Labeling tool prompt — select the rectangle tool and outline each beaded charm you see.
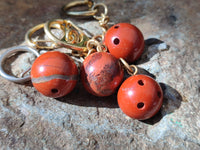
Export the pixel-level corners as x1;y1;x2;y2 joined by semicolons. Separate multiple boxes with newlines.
31;51;78;98
0;0;165;121
117;75;163;120
81;52;124;97
104;23;145;63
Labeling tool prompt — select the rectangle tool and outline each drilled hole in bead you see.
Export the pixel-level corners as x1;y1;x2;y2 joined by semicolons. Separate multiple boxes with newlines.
157;91;161;98
138;80;144;86
113;38;120;45
114;25;119;29
51;88;58;93
137;102;144;109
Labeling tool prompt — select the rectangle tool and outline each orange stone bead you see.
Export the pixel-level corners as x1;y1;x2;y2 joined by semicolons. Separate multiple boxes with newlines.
31;51;78;98
117;75;163;120
104;23;144;63
81;52;124;97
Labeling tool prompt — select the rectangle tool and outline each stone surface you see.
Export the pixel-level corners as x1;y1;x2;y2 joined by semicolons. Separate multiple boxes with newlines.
0;0;200;149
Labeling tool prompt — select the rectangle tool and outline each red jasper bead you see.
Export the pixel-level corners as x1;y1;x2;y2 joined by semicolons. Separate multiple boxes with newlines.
31;51;78;98
104;23;144;63
81;52;124;97
117;75;163;120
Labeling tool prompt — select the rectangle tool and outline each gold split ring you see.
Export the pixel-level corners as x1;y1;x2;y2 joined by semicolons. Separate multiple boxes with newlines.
63;0;97;16
25;23;58;50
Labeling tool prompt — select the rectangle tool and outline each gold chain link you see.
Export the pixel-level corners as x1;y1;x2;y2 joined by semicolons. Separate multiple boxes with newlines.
119;58;138;76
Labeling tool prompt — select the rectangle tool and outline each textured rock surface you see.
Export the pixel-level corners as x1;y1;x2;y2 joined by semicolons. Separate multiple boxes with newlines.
0;0;200;149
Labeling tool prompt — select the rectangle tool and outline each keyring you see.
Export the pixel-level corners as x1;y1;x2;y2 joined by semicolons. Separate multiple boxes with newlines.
62;0;97;16
25;23;59;50
0;46;40;83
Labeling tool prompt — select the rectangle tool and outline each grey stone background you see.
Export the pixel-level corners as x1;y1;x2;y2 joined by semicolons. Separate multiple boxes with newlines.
0;0;199;149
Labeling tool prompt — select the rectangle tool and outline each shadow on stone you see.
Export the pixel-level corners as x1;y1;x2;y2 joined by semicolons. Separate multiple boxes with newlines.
57;67;158;108
142;83;182;125
123;66;156;81
136;38;170;65
56;80;119;108
136;67;156;78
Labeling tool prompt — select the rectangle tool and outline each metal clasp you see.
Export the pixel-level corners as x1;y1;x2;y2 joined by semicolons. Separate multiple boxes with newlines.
44;19;89;51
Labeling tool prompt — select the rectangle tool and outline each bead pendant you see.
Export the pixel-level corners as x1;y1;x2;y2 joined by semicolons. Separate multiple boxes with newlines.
104;23;144;63
117;75;163;120
81;52;124;97
31;51;78;98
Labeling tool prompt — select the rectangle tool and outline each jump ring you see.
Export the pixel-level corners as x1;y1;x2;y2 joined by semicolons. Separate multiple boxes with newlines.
92;3;108;20
0;46;40;83
119;58;138;76
128;65;138;76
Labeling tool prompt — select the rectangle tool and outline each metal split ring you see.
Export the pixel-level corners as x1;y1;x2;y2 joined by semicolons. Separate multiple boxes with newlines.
63;1;108;20
25;23;58;50
63;0;97;16
0;46;40;83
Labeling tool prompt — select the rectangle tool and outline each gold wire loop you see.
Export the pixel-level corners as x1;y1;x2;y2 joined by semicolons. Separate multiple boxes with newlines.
92;3;109;35
63;0;97;16
25;23;58;50
119;58;138;76
44;19;89;51
86;39;101;52
86;37;107;54
92;3;108;20
93;35;103;42
92;35;107;51
98;13;109;31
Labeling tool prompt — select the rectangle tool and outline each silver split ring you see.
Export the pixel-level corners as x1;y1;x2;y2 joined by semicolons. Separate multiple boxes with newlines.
0;46;40;83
